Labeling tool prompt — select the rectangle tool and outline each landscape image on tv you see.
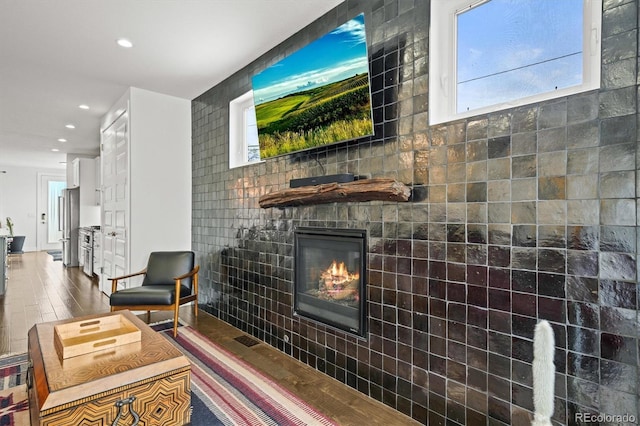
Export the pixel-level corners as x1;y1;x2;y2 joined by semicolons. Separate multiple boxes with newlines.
252;13;373;159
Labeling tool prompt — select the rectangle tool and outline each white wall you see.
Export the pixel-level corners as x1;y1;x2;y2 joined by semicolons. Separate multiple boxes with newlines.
129;87;192;272
100;87;192;275
0;164;65;252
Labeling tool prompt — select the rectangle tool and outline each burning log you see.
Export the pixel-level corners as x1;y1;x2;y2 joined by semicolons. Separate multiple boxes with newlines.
259;178;411;208
317;260;359;301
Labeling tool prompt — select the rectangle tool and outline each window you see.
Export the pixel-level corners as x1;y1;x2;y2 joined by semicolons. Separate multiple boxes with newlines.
229;91;261;168
429;0;601;125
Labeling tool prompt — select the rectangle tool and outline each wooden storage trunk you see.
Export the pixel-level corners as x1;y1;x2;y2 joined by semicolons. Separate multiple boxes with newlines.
28;310;191;425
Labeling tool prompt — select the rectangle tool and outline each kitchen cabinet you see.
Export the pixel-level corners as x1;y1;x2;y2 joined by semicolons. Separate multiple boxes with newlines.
71;157;95;194
71;158;80;187
99;87;191;295
69;157;100;227
94;156;101;205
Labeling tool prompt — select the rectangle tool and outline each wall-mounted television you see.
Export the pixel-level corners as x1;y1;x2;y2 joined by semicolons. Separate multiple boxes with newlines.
251;13;373;160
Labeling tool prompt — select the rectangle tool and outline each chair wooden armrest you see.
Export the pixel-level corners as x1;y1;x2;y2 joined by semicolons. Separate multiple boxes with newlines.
110;269;147;293
109;269;148;281
173;265;199;281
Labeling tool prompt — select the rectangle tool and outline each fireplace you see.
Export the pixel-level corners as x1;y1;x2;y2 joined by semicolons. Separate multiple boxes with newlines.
294;227;367;338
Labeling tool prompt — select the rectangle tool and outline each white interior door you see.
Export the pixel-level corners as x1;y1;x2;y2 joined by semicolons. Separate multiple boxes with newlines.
36;173;66;251
101;111;129;295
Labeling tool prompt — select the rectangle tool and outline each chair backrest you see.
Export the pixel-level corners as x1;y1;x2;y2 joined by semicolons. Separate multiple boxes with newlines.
142;251;195;290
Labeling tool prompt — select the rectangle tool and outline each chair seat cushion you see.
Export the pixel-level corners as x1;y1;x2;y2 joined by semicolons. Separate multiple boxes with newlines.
110;285;191;306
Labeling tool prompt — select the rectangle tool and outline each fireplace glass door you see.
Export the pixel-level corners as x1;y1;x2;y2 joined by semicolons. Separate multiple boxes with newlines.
294;227;366;337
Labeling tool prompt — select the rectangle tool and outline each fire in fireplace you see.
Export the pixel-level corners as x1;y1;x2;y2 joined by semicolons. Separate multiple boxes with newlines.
294;227;366;337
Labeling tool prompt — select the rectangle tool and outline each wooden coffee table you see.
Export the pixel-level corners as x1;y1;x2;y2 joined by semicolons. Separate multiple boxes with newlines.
27;310;191;425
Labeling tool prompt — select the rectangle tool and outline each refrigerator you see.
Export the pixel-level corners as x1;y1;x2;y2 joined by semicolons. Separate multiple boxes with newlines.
60;187;80;267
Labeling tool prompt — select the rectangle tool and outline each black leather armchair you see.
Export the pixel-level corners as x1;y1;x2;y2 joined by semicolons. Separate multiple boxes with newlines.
109;251;199;337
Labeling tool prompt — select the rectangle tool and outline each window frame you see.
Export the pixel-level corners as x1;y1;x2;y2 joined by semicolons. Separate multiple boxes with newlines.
229;90;262;169
429;0;602;125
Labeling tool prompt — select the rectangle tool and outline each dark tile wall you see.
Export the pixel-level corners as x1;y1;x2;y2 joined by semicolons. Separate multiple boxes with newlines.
191;0;639;424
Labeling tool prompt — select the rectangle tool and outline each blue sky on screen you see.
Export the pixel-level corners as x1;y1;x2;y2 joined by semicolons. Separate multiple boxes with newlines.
252;14;368;105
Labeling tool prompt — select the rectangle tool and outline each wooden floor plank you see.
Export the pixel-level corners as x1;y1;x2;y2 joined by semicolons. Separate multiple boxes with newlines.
0;251;417;425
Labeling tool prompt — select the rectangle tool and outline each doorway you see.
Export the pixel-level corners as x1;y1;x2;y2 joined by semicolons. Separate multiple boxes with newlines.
100;110;129;295
37;173;66;252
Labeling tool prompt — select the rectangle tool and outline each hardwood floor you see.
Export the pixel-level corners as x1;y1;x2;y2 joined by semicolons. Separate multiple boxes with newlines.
0;252;111;354
1;251;418;425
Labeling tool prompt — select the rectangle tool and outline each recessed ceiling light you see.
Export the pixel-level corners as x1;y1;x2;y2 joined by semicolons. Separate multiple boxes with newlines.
58;138;67;142
116;38;133;48
51;148;60;152
65;124;75;129
78;104;90;110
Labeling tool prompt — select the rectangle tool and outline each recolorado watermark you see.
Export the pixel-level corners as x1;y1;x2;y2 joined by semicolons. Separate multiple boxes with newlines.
575;412;637;424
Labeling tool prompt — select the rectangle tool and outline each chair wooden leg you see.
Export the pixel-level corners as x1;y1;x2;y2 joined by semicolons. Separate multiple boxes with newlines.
147;311;151;322
194;299;198;317
173;303;180;337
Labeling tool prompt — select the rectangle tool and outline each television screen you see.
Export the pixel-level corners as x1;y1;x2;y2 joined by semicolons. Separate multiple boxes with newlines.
251;13;373;159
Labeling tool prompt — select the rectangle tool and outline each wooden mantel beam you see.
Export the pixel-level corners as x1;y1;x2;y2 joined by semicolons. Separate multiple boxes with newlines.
258;178;411;208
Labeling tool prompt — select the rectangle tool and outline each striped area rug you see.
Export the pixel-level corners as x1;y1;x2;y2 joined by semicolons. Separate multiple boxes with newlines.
0;353;30;426
0;329;336;426
161;326;337;426
0;353;28;390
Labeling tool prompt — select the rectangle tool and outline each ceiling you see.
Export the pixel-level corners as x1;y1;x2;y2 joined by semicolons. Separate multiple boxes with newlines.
0;0;343;170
